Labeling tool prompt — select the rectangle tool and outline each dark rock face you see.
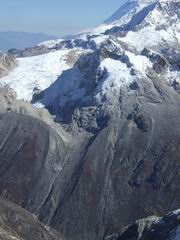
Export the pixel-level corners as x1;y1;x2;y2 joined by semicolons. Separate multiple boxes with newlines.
105;210;180;240
0;199;63;240
49;83;180;240
0;47;180;240
0;111;70;218
15;45;50;58
31;53;180;239
6;37;178;240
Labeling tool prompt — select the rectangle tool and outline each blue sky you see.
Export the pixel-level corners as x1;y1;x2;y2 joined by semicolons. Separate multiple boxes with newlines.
0;0;126;36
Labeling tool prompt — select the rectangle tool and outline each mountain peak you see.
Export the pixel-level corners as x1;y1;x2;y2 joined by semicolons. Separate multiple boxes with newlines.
131;0;157;3
104;0;157;25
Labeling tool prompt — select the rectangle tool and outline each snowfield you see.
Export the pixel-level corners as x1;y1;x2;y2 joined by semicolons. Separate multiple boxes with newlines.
0;50;71;101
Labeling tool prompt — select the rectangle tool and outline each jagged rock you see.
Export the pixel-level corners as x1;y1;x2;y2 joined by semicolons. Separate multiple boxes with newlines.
105;210;180;240
100;40;125;60
0;85;17;101
0;53;17;77
32;87;45;102
141;48;171;74
152;55;170;74
8;48;22;56
16;45;50;58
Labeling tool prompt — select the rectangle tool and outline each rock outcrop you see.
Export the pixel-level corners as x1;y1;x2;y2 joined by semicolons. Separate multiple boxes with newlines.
106;209;180;240
0;199;63;240
0;53;17;77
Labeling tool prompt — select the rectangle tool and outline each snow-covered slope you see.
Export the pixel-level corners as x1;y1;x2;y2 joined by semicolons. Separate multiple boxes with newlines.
39;0;179;51
79;0;158;35
104;0;157;25
0;50;69;101
69;0;158;36
39;50;151;108
0;49;79;101
107;0;180;51
23;37;153;111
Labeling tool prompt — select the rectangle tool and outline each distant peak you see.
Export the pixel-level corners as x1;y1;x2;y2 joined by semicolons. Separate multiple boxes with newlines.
128;0;158;6
104;0;157;25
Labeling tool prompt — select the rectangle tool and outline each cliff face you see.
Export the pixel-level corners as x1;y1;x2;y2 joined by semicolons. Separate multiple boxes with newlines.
48;72;180;240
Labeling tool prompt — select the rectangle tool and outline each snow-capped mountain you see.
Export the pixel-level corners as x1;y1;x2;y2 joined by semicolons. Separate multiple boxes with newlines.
104;0;157;25
106;0;180;51
66;0;158;36
0;0;179;108
0;1;179;240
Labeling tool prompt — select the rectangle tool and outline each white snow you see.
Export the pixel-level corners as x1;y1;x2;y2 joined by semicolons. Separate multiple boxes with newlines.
98;58;134;91
119;1;180;51
74;24;116;36
91;24;116;35
77;34;88;41
171;209;180;215
38;57;136;108
38;39;64;48
0;49;72;101
40;64;85;107
104;0;157;27
126;51;153;75
90;35;109;47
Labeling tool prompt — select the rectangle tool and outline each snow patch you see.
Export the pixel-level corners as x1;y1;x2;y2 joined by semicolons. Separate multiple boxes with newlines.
99;58;134;91
126;51;152;75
